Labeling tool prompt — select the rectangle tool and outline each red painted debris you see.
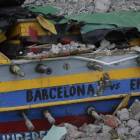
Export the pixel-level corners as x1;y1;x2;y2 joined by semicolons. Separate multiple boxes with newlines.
29;26;38;42
60;38;77;44
104;117;118;128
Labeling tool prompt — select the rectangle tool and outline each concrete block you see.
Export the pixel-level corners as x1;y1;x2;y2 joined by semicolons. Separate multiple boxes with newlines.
64;123;78;131
83;124;102;136
129;99;140;116
57;43;63;48
87;44;95;49
24;0;35;4
118;123;126;129
107;43;116;50
119;108;129;121
117;128;129;138
131;126;140;137
117;110;121;118
134;112;140;121
94;0;111;13
102;125;112;133
99;132;111;140
51;44;60;54
129;138;137;140
126;120;139;129
67;129;82;139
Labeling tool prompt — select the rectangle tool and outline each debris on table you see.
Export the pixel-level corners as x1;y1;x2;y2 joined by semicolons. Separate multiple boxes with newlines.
20;42;94;60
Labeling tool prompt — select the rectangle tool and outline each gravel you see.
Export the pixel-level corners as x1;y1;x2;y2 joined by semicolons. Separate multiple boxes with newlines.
22;0;140;15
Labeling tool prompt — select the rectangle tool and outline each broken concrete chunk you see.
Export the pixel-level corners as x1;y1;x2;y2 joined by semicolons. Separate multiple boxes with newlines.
99;132;111;140
130;46;140;52
118;123;126;129
99;39;110;50
134;112;140;121
115;117;121;125
94;0;111;13
119;108;129;121
24;0;35;4
80;133;89;138
67;129;82;139
94;120;101;125
129;112;134;120
117;127;129;138
102;125;112;133
80;138;93;140
79;44;86;48
107;43;116;50
129;99;140;116
117;110;121;118
83;124;102;136
64;123;78;131
126;120;139;129
57;43;63;48
87;44;95;49
44;99;140;140
70;41;76;46
129;138;137;140
109;129;118;137
131;126;140;137
51;44;60;54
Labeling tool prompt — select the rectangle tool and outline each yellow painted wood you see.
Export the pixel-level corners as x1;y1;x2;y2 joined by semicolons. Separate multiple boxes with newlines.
0;52;10;64
0;67;140;93
6;24;21;39
0;92;139;112
5;40;21;44
113;93;131;115
130;38;140;46
0;31;6;43
7;21;80;38
37;16;57;34
20;21;49;36
0;35;6;43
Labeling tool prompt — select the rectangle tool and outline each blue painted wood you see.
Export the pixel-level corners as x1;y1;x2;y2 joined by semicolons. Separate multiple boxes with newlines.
0;78;140;107
0;130;48;140
0;96;139;123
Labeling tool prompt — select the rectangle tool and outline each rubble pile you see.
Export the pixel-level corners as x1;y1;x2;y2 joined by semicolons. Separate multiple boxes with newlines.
25;39;138;59
39;99;140;140
22;0;140;15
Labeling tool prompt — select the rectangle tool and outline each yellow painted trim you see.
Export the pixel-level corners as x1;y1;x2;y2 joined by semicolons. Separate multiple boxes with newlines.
5;40;21;44
8;21;80;37
0;92;140;112
0;67;140;93
7;24;21;39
